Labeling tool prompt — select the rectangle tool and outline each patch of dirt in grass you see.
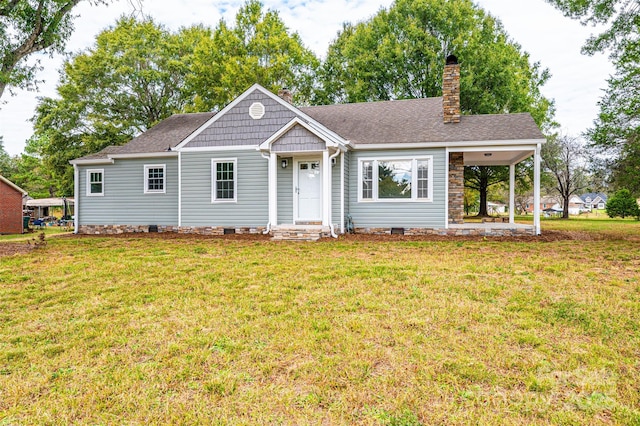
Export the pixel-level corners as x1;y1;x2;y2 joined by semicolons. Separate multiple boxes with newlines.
0;242;34;257
331;230;599;243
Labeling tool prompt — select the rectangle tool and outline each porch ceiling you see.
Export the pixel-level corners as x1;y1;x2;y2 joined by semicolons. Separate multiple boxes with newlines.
463;149;533;166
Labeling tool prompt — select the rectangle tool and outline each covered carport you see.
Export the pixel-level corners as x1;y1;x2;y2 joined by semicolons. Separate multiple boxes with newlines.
25;197;75;220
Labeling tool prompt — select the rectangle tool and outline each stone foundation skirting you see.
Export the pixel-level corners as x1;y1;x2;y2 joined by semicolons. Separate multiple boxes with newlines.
354;226;536;237
78;224;535;237
78;225;266;235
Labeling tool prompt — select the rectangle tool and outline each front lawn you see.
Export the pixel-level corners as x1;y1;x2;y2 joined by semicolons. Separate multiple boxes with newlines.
1;222;639;424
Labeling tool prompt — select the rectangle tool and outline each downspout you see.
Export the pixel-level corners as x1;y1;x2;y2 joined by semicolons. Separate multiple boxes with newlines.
178;151;182;227
340;150;345;234
328;148;341;238
260;151;272;234
73;164;79;234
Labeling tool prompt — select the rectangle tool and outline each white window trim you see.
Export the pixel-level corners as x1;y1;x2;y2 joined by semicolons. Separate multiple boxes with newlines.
144;164;166;194
211;158;238;203
357;156;433;203
86;168;104;197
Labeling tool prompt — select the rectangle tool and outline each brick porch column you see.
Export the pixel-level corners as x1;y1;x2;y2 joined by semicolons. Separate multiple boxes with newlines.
448;152;464;224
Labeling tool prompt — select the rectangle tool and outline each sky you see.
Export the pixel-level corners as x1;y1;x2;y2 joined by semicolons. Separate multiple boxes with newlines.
0;0;614;156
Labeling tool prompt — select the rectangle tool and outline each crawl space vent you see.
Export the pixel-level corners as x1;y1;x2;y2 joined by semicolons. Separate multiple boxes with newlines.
249;102;265;119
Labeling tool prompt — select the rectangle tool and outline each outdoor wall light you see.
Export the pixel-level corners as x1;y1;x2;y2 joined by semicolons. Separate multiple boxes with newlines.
281;159;288;168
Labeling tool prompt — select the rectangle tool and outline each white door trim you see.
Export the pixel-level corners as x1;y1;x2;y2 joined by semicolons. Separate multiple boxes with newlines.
293;157;323;222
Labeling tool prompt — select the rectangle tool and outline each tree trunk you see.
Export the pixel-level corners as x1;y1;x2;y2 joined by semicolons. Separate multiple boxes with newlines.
562;195;570;219
477;167;489;216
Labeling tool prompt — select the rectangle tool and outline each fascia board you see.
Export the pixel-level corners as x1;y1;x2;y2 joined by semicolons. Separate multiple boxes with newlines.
355;139;545;150
69;158;115;165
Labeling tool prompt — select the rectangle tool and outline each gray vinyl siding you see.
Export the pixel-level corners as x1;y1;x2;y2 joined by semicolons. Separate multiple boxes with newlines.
348;148;447;228
185;90;297;148
181;150;268;226
272;125;326;152
78;158;178;225
277;157;293;224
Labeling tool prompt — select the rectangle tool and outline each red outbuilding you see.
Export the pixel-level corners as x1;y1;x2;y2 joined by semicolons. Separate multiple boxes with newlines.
0;175;27;234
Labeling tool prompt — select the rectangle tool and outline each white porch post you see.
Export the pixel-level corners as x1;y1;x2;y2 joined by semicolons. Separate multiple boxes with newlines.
269;152;278;226
322;150;330;226
509;163;515;224
533;144;541;235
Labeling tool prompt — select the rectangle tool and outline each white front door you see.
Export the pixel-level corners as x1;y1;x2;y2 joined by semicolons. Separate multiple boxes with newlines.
295;160;322;221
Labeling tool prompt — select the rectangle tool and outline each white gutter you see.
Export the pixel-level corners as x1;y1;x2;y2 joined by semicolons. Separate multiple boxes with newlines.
359;139;545;150
69;158;114;166
108;151;178;159
73;164;79;234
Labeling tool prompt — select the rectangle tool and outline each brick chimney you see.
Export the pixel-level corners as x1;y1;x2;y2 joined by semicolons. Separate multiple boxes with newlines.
278;88;292;104
442;55;460;124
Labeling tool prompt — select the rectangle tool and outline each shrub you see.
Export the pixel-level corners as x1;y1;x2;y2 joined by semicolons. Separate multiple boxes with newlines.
606;189;640;219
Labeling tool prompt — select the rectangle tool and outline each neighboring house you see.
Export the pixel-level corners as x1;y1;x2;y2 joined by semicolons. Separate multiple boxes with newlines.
0;175;27;234
525;194;585;215
581;192;608;210
524;196;560;214
71;56;546;238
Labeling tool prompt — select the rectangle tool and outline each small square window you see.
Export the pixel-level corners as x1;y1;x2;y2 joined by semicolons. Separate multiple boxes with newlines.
144;165;166;194
86;169;104;196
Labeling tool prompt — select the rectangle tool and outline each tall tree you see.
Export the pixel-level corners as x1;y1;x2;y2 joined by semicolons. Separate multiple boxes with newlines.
545;0;639;59
541;134;589;219
547;0;640;193
187;0;319;111
317;0;555;215
0;0;108;100
0;137;14;176
31;17;207;195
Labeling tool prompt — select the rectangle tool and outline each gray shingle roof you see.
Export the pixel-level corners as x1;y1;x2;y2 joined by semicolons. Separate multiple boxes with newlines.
75;112;215;160
74;95;544;161
299;97;544;145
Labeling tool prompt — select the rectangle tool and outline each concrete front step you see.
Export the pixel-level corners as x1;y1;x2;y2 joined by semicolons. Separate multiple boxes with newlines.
271;225;329;241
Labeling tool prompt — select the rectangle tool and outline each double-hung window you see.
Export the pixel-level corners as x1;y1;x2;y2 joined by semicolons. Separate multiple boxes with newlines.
212;159;237;202
144;165;166;194
86;169;104;196
359;157;433;202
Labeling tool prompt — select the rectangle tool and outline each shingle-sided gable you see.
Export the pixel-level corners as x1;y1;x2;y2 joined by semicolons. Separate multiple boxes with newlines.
271;124;326;152
184;89;298;149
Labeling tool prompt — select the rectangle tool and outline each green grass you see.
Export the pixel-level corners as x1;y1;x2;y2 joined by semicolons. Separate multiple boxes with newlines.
1;221;639;424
